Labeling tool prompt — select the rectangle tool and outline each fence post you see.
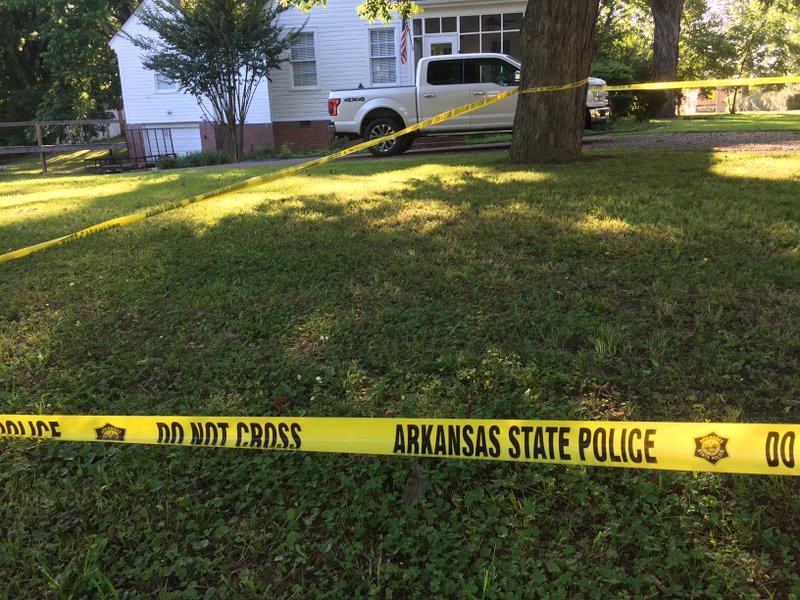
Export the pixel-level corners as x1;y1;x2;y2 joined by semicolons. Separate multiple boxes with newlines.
34;121;47;174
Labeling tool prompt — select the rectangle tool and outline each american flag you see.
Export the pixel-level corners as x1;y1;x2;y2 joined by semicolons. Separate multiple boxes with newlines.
400;17;409;64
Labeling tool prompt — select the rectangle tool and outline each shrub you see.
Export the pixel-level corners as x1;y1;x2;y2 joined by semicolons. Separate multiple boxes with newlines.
156;151;229;170
591;59;637;118
155;155;179;169
629;90;672;121
184;150;229;167
787;93;800;111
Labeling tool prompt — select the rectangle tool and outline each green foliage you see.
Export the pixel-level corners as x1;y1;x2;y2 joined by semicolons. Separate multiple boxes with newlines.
594;0;663;118
0;0;49;142
0;0;135;129
279;0;420;22
678;0;732;81
595;0;800;117
2;138;800;596
787;93;800;110
717;0;800;113
129;0;301;162
594;0;653;81
244;144;315;161
156;151;230;170
591;58;637;116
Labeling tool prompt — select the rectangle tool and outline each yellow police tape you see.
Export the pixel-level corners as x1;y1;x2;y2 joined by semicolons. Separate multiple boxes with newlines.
2;73;799;265
0;82;536;265
1;414;798;476
598;74;800;92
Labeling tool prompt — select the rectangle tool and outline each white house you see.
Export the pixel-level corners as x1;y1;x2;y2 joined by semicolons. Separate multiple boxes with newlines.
108;4;273;156
109;0;526;154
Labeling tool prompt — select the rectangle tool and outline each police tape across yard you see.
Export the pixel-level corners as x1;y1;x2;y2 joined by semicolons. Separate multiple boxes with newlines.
2;74;800;265
0;81;558;265
1;414;799;476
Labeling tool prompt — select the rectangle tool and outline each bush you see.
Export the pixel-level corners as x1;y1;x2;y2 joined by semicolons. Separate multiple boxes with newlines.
155;155;179;169
591;59;637;118
787;93;800;111
628;90;671;121
156;150;229;170
183;150;229;167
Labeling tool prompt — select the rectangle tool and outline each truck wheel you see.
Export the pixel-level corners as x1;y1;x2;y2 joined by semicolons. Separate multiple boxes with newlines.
365;118;411;157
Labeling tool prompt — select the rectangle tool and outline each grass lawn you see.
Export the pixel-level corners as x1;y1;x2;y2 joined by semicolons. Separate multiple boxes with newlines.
0;145;129;177
469;111;800;144
1;144;800;598
650;111;800;133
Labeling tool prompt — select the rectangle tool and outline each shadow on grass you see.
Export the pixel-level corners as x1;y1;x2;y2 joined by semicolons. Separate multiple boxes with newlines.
3;149;799;422
2;148;800;598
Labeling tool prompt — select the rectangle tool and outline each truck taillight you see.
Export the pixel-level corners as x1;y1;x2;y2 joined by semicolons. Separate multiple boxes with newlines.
327;98;341;117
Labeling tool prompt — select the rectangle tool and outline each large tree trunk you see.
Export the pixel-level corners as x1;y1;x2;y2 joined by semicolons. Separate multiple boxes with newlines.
649;0;684;118
510;0;600;164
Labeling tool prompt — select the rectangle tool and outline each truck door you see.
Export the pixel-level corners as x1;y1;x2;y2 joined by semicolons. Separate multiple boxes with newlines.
417;58;472;132
465;57;519;130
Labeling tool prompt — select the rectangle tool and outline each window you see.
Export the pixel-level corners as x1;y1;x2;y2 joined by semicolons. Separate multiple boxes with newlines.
370;28;396;85
155;73;177;92
465;58;517;86
481;14;501;32
424;18;440;34
460;16;479;33
290;32;317;87
427;59;463;85
415;13;524;60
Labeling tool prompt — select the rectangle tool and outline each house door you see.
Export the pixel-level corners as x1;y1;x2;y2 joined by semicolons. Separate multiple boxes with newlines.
425;34;458;57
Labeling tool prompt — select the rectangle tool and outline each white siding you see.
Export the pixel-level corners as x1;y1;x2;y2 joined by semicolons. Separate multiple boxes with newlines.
270;0;415;123
109;1;271;128
110;0;530;131
268;0;527;124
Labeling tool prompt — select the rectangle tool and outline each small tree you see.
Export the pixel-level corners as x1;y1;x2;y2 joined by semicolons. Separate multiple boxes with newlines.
129;0;301;161
720;0;799;113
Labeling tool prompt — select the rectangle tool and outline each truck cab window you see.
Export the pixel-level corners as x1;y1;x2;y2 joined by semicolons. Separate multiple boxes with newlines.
427;59;464;86
464;58;517;87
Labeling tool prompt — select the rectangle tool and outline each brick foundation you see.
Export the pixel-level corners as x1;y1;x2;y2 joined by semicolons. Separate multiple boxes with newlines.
200;122;275;154
199;121;218;153
272;120;333;151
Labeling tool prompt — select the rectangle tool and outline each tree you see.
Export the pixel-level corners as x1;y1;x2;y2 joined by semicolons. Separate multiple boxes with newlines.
510;1;600;163
679;0;800;113
648;0;685;117
282;0;601;163
129;0;301;161
594;0;652;77
678;0;731;81
0;0;48;135
718;0;800;113
38;0;136;123
0;0;135;144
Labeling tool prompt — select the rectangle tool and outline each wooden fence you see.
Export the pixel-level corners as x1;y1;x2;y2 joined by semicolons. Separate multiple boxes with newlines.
0;119;127;173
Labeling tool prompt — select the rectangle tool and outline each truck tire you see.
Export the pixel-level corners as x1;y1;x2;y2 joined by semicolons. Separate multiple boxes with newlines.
364;118;412;157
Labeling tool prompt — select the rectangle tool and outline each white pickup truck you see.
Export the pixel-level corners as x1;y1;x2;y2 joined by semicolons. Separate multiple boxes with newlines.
327;53;610;157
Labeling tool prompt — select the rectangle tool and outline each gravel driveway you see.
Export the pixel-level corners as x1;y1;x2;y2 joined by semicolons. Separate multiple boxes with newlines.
223;130;799;170
583;130;800;153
